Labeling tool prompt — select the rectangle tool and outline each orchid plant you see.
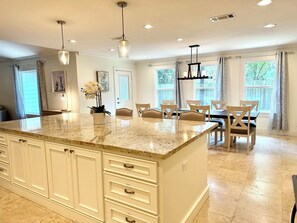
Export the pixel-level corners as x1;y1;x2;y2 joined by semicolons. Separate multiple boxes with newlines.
81;81;110;114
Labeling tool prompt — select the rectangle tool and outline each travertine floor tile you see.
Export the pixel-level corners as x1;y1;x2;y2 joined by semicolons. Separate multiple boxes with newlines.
201;192;238;218
237;192;282;219
209;179;244;199
231;209;282;223
33;212;75;223
194;206;232;223
243;180;282;198
213;168;247;184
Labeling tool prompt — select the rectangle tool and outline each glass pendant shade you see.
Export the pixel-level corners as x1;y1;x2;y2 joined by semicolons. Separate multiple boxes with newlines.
58;50;70;65
117;38;130;58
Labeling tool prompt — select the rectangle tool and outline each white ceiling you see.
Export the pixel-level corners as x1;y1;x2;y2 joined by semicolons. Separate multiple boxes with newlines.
0;0;296;61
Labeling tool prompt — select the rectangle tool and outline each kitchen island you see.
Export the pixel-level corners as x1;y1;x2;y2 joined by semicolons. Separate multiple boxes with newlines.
0;113;217;223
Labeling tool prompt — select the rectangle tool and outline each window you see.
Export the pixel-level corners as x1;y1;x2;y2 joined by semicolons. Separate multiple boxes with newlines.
155;68;175;107
244;60;275;112
194;64;217;105
19;70;40;115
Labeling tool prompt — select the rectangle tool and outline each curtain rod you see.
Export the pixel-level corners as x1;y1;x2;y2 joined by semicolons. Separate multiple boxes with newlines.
231;51;294;59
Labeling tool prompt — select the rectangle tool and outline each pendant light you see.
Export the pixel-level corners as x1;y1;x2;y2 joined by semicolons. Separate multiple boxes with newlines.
117;1;130;58
57;20;70;65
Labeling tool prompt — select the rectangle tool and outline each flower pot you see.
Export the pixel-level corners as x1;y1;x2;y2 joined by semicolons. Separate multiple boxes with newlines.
92;113;107;125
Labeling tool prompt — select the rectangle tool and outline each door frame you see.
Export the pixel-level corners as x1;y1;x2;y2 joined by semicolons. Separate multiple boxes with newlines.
113;67;134;110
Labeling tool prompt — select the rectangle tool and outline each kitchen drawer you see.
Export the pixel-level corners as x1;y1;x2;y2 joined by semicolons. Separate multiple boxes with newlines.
0;144;9;163
103;153;157;183
104;172;158;215
0;132;7;145
0;162;11;181
105;199;158;223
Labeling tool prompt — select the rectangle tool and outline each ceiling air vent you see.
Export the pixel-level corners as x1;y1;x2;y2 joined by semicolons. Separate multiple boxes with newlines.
209;13;235;22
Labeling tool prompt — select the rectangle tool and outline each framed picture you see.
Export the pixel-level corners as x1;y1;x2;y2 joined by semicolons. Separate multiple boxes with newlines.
96;71;109;92
52;70;67;93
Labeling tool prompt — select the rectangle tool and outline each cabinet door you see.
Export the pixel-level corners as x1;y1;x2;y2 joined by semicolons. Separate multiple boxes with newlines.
26;139;48;197
8;135;28;188
71;147;104;221
46;142;73;207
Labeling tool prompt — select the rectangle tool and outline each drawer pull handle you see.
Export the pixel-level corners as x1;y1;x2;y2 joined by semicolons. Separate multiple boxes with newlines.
125;217;136;223
18;139;23;142
124;189;135;195
70;150;74;153
123;163;134;169
22;139;27;143
0;167;4;171
64;148;69;152
0;151;2;154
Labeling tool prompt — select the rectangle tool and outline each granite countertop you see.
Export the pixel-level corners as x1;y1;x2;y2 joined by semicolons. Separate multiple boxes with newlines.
0;113;217;160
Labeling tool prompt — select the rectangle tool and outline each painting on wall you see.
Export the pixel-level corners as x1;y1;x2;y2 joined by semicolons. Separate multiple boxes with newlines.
96;71;109;92
52;70;67;93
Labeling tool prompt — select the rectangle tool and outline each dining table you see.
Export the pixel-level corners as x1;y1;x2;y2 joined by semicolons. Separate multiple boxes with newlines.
158;108;260;147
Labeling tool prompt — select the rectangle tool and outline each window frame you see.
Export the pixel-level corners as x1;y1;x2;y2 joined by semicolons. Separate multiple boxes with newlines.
192;61;217;105
154;66;176;107
240;56;275;113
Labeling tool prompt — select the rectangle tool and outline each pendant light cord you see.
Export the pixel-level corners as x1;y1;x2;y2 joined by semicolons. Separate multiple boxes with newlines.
60;23;65;50
121;5;125;39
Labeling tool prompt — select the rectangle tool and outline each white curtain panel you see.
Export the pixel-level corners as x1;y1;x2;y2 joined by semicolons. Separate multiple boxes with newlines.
175;61;183;108
215;57;226;101
268;51;288;131
12;64;26;119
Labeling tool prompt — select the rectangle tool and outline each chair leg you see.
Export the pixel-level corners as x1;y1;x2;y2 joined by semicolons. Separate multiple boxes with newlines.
247;136;250;155
207;133;210;148
253;128;256;145
220;128;223;141
227;135;231;152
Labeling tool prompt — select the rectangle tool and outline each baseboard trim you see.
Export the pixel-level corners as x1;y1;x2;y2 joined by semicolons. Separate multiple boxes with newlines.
183;186;209;223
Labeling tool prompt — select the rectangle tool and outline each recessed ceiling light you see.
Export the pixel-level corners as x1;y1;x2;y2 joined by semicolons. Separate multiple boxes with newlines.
68;39;76;43
109;48;115;52
257;0;272;6
144;24;154;29
177;38;183;41
264;23;276;28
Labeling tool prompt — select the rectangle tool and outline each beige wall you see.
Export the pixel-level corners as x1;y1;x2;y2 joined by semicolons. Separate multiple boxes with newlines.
0;52;79;119
76;53;137;114
135;47;297;135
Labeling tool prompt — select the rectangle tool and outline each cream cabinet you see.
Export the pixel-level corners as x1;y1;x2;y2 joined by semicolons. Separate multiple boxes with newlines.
0;132;10;182
103;153;159;223
8;135;48;197
46;142;104;221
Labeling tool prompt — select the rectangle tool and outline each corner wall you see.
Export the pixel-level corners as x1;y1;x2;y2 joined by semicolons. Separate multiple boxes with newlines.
75;53;137;114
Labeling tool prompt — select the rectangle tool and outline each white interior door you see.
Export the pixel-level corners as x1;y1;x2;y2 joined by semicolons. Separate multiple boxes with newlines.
114;69;133;109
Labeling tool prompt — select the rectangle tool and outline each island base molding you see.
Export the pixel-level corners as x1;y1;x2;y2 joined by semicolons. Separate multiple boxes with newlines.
0;180;100;223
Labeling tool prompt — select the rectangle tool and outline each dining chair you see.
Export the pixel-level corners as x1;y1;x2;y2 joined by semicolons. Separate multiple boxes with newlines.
115;108;133;116
240;100;259;111
240;100;259;143
189;104;218;145
211;100;227;110
186;99;201;108
142;109;163;118
179;111;205;121
135;103;150;117
226;106;256;154
160;104;178;119
162;99;175;105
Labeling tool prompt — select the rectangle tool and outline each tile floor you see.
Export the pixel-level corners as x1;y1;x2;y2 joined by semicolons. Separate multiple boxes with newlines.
0;134;296;223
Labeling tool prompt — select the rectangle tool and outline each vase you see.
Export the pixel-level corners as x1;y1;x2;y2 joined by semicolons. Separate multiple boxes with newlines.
92;113;107;125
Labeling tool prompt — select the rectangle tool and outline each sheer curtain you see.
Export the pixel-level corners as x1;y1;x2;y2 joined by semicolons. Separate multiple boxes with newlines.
12;64;26;119
215;57;226;101
268;51;288;131
175;61;183;108
36;60;48;112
